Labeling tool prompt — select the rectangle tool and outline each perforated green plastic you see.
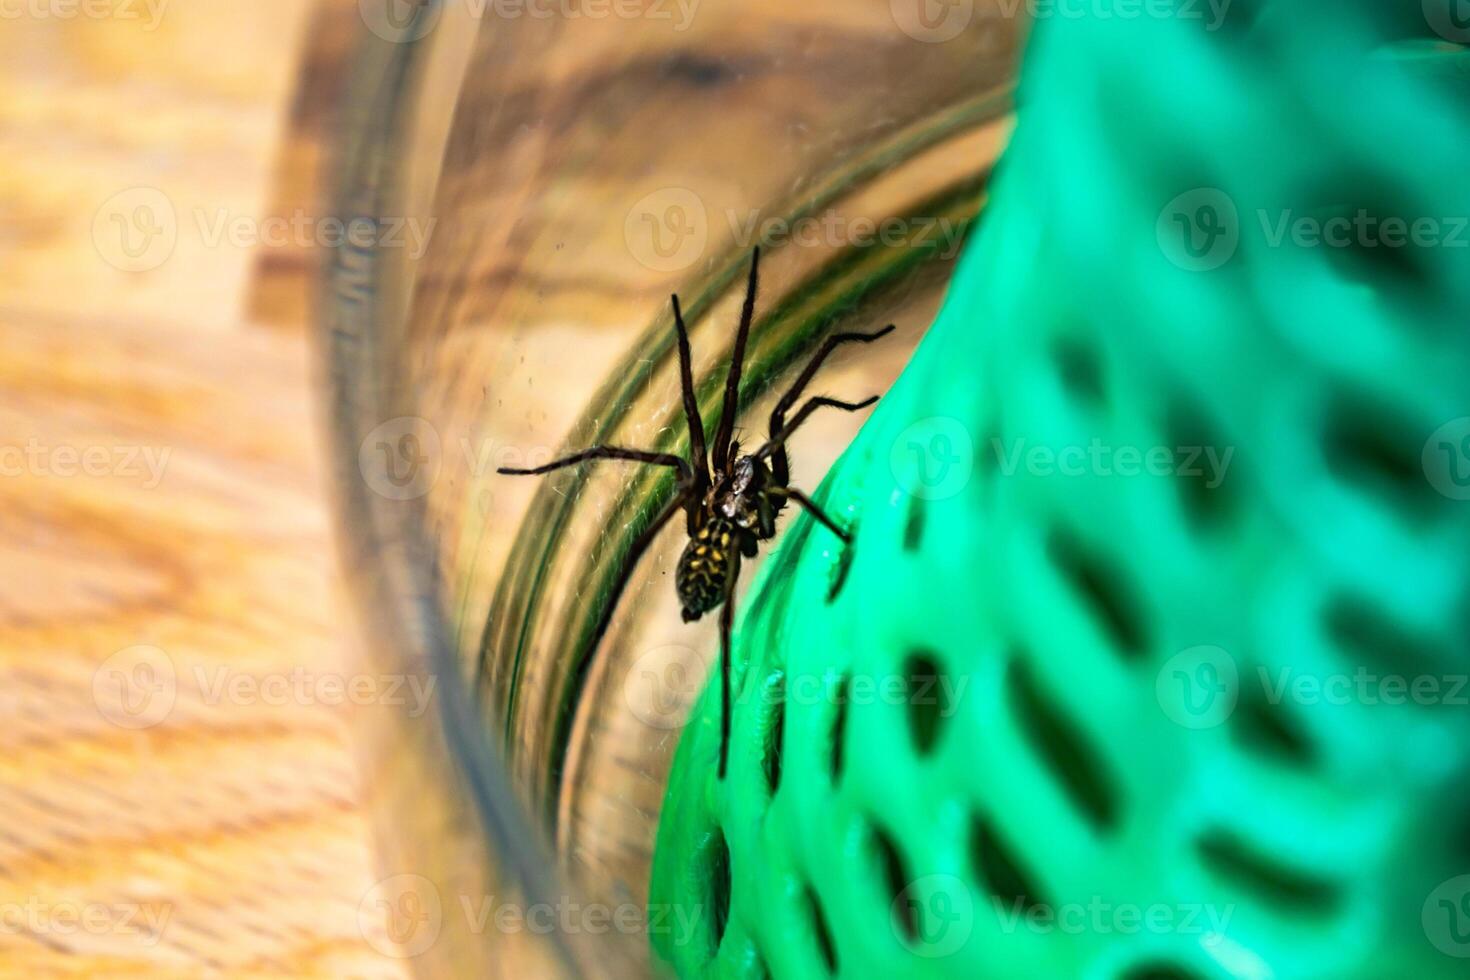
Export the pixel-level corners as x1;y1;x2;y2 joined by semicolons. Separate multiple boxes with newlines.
652;5;1470;978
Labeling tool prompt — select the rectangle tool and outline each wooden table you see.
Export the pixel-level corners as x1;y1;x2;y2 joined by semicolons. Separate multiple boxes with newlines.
0;5;402;976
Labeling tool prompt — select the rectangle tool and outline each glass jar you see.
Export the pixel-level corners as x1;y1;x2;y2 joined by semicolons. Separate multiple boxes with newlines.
323;1;1019;974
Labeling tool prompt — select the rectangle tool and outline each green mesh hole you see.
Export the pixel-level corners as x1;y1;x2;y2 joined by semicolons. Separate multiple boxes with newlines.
970;813;1046;916
902;650;949;756
804;887;838;975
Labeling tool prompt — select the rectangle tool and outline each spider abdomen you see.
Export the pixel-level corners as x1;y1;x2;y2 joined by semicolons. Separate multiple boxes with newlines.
676;517;740;622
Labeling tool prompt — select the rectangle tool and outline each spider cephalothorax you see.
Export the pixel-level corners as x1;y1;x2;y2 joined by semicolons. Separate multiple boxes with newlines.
499;247;894;776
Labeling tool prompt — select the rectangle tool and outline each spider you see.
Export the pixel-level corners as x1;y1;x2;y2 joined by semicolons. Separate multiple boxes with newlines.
499;247;893;777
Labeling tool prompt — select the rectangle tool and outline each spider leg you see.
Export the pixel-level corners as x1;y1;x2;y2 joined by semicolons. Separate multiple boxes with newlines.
773;487;851;544
498;445;691;484
753;395;880;466
717;552;742;779
672;294;711;510
712;247;760;474
768;324;895;484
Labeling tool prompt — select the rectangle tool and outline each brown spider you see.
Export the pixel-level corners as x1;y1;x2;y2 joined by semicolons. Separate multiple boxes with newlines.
499;247;893;777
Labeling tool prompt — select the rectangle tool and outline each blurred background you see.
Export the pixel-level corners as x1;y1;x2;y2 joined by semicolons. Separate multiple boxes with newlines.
0;3;398;976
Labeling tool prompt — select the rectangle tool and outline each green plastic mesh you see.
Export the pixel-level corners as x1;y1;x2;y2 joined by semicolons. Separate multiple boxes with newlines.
652;5;1470;978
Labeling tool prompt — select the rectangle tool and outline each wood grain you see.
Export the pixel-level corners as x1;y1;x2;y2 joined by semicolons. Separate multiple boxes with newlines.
0;4;403;976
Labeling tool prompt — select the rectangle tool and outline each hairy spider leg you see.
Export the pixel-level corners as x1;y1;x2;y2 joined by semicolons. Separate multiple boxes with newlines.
671;293;710;523
767;325;895;485
498;446;691;482
770;486;850;544
717;550;742;779
755;395;879;467
712;247;760;474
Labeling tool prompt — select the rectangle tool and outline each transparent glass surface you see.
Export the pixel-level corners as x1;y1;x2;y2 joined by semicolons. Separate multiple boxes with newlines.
322;2;1020;975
